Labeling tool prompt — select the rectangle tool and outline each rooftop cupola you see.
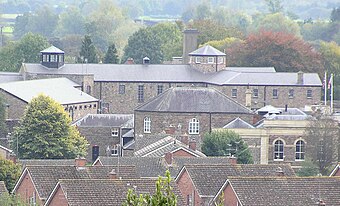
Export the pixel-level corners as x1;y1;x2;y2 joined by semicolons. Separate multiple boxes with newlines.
188;45;226;73
40;46;65;69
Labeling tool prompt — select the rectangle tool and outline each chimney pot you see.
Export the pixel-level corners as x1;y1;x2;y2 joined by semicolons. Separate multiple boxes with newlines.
189;138;197;151
228;155;237;165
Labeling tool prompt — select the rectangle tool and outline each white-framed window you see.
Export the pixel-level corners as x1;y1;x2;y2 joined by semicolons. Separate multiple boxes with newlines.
157;85;163;95
274;139;284;160
189;118;199;134
232;89;237;98
111;145;118;156
111;128;119;137
273;89;278;99
307;89;312;98
253;89;259;98
295;140;305;160
144;117;151;133
42;55;47;62
207;57;214;64
50;55;57;62
138;85;144;102
119;84;125;94
195;57;202;63
289;89;294;98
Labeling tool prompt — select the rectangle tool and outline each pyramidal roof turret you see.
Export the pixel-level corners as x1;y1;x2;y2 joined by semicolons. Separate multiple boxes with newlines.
40;46;64;54
189;45;225;56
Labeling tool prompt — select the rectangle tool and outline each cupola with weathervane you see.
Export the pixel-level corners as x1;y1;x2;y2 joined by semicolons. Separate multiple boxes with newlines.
189;45;226;73
40;46;65;69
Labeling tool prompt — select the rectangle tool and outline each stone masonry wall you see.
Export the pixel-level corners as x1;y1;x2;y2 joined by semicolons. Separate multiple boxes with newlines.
0;90;27;120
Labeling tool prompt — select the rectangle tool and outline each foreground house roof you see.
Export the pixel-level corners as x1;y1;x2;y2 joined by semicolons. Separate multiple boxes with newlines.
21;63;322;86
19;159;76;168
216;177;340;206
13;165;138;200
73;114;134;127
0;78;97;104
176;164;295;198
0;181;8;195
45;179;185;206
135;87;253;113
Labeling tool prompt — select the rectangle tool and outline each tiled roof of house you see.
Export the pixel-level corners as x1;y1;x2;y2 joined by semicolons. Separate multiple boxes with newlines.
21;63;322;86
189;45;226;56
0;78;98;104
20;159;76;168
0;72;23;84
134;136;206;157
73;114;134;127
45;179;185;206
13;165;138;200
0;181;8;195
223;117;255;129
135;87;253;114
224;177;340;206
177;164;295;198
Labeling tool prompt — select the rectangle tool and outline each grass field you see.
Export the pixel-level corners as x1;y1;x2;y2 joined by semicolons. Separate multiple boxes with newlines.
1;14;19;19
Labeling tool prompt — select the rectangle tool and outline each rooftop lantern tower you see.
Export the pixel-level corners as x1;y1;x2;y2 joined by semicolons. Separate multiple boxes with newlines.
40;46;65;69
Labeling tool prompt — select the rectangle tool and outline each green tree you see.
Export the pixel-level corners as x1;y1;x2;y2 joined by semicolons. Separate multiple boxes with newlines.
0;158;21;192
0;194;28;206
0;96;8;137
227;31;323;74
79;35;98;63
202;130;253;164
104;43;119;64
57;6;86;36
123;28;163;64
331;7;340;22
13;94;88;159
0;33;49;72
264;0;283;13
123;170;177;206
296;159;319;177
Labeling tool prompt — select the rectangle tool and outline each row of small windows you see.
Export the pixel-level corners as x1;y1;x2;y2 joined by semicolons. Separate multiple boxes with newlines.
274;139;305;161
65;104;97;111
195;56;224;64
144;117;200;135
231;89;313;99
42;54;64;62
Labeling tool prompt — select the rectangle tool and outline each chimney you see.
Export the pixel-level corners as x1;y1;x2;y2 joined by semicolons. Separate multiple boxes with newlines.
143;56;150;65
165;152;173;165
245;88;252;109
182;29;199;64
228;155;237;165
285;104;288;112
180;133;189;145
75;157;87;167
164;125;176;135
275;167;284;177
297;71;304;85
108;169;117;179
125;57;134;64
189;138;197;151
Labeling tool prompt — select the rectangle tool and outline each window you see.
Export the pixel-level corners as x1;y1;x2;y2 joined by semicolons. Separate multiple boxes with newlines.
42;55;47;62
186;194;193;206
189;118;199;134
50;55;57;62
218;57;224;64
144;117;151;133
111;145;118;156
119;84;125;94
195;57;202;63
157;85;163;95
231;89;237;98
274;140;284;160
273;89;278;99
253;89;259;98
138;85;144;102
207;57;214;64
307;89;312;98
289;89;294;98
295;140;305;160
111;128;119;137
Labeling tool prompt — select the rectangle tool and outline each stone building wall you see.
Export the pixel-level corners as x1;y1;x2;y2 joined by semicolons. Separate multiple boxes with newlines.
0;90;27;120
64;101;98;122
189;56;226;73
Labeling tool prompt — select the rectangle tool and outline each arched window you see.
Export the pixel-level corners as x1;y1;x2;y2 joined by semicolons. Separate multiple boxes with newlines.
295;140;305;160
189;118;199;134
274;140;284;160
144;117;151;133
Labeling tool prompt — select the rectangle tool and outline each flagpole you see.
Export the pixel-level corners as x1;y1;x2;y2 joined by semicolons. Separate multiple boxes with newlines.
330;73;334;114
324;71;327;106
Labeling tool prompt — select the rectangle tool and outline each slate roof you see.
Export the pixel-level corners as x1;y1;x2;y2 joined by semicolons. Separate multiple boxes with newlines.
176;164;295;198
223;117;255;129
45;179;185;206
134;136;206;157
0;78;98;104
73;114;134;127
19;159;76;168
227;67;276;73
0;181;8;195
135;87;253;113
13;165;138;200
0;72;23;83
40;46;64;54
189;45;226;56
21;63;322;86
224;177;340;206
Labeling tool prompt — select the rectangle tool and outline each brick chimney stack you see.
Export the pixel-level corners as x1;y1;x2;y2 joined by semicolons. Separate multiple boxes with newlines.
228;155;237;165
109;169;117;179
189;138;197;151
75;157;87;167
164;125;176;135
180;133;189;145
165;152;173;165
